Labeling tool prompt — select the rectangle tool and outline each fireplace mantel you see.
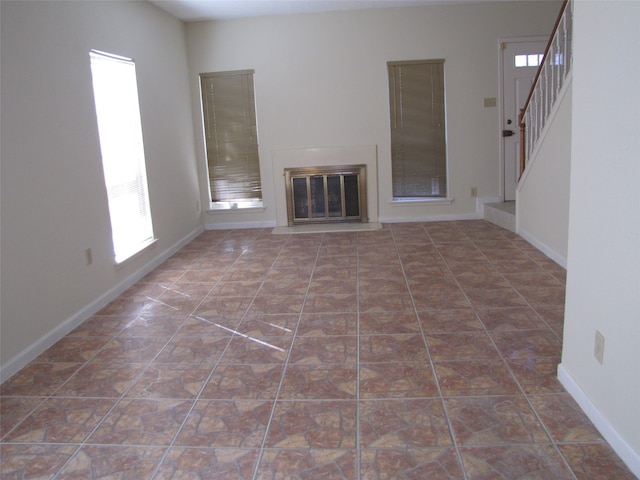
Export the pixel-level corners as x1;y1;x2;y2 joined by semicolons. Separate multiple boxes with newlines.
272;146;379;227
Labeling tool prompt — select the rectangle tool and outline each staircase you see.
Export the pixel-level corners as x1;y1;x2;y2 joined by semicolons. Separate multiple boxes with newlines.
484;201;515;232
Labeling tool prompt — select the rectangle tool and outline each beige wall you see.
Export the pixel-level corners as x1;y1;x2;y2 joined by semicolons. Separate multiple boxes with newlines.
0;0;201;376
185;1;561;227
517;82;572;267
561;1;640;474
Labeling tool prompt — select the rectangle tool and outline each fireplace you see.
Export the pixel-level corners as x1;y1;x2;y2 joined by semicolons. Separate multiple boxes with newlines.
284;165;367;226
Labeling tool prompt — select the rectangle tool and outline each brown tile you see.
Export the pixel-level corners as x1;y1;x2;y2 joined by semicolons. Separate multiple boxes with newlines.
175;313;241;337
209;280;263;297
57;445;166;479
558;443;637;480
0;362;82;397
248;295;304;315
260;277;310;296
219;336;292;364
359;311;420;335
265;400;357;448
154;336;230;365
89;399;192;446
158;284;214;312
516;285;566;307
308;278;358;295
35;337;108;363
459;444;574;479
193;296;254;320
445;396;550;445
54;361;146;398
0;396;45;437
506;356;564;394
358;277;409;295
303;294;358;313
256;448;357;479
0;444;78;479
412;289;472;311
359;334;429;363
279;364;357;399
201;364;284;400
289;336;357;364
359;399;453;447
93;337;168;364
360;447;464;479
476;307;547;331
491;329;562;360
68;314;130;337
529;394;605;443
177;269;226;283
360;363;439;399
434;360;520;396
464;287;528;309
155;447;260;479
174;400;272;448
418;309;484;333
425;332;500;361
534;305;566;337
119;312;187;338
359;293;415;314
4;397;115;443
125;363;212;399
235;314;299;337
503;271;563;288
297;313;358;336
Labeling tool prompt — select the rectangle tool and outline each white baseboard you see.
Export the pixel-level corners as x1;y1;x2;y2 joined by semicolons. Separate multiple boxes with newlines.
205;220;277;230
518;227;567;268
0;226;204;383
558;364;640;477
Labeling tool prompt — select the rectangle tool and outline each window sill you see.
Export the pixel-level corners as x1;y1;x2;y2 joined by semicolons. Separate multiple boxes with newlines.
390;197;454;206
115;237;158;269
207;201;265;214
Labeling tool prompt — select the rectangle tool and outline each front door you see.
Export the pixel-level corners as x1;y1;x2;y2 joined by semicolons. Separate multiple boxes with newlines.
501;38;547;201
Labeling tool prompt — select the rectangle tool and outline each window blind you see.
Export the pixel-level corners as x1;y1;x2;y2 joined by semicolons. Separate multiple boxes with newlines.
388;60;447;198
200;71;262;204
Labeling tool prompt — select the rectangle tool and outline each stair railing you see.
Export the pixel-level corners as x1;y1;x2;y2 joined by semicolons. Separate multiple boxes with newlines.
519;0;573;178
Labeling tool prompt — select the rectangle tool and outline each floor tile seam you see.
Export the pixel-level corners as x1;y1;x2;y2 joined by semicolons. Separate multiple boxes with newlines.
250;233;324;480
389;226;469;480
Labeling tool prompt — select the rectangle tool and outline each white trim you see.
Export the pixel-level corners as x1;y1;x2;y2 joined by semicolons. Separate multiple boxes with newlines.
518;226;567;268
0;226;204;383
389;197;454;206
379;212;480;223
558;364;640;477
204;220;277;230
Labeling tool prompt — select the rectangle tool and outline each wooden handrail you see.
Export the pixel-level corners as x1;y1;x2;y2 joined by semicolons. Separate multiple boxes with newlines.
519;0;570;177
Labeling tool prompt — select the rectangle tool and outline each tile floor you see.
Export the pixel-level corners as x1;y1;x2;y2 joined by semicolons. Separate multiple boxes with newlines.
1;221;636;479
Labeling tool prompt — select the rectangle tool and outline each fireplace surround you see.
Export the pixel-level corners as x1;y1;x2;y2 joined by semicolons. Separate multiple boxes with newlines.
284;164;367;226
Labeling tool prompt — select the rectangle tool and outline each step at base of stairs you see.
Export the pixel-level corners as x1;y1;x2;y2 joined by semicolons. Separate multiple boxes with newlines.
484;201;516;233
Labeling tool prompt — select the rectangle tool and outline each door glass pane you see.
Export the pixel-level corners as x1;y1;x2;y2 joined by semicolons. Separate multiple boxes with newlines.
292;177;309;219
310;176;325;218
327;175;342;217
344;175;360;217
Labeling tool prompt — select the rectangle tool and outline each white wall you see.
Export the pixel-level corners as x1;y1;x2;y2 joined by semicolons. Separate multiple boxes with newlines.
560;1;640;474
517;81;572;267
0;1;201;377
185;1;561;227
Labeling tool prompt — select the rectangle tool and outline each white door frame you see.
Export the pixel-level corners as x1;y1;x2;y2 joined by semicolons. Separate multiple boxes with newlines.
498;36;548;201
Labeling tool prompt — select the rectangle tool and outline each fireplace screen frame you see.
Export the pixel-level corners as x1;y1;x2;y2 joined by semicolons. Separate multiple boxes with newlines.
284;164;367;226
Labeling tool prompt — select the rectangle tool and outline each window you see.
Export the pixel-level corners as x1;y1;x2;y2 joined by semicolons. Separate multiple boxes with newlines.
388;60;447;199
515;53;544;67
90;50;155;264
200;70;262;209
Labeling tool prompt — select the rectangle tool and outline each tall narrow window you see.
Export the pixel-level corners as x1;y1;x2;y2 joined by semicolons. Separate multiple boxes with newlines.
200;70;262;209
388;60;448;198
90;50;155;264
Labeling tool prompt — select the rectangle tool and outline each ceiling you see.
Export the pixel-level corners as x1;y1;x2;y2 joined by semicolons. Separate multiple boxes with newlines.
148;0;486;21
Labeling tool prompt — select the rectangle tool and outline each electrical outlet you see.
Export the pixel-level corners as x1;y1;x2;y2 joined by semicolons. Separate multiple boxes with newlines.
471;187;478;198
594;330;605;364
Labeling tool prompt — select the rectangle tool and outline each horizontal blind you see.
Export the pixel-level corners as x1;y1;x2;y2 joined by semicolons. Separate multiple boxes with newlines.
388;60;447;198
200;71;262;203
